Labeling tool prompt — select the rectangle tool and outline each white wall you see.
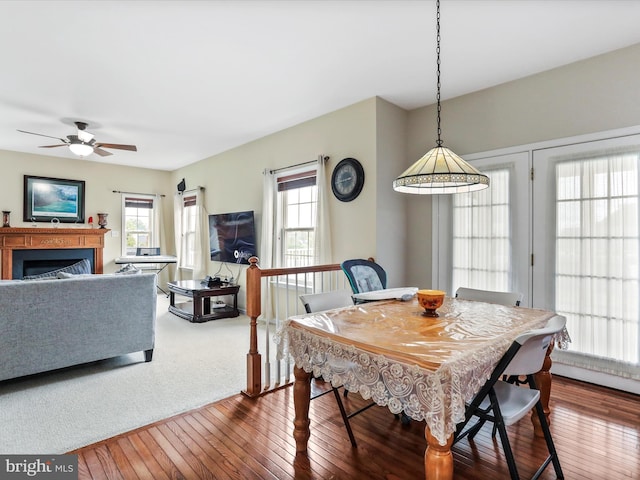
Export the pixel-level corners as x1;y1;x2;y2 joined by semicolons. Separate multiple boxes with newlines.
375;97;408;288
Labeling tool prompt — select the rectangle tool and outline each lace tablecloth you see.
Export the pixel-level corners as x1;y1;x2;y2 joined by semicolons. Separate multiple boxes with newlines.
277;296;567;446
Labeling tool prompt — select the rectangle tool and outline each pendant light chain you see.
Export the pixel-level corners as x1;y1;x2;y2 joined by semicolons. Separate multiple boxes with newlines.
392;0;490;194
436;0;442;146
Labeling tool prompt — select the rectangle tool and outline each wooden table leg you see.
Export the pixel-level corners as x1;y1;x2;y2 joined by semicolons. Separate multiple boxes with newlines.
531;342;555;437
293;366;311;453
425;426;454;480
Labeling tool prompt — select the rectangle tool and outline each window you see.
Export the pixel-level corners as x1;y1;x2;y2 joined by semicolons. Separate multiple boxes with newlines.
122;195;157;256
181;194;197;268
276;170;317;267
452;167;511;292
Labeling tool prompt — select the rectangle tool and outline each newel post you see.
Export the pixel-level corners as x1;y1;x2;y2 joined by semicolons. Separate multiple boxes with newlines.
243;256;263;397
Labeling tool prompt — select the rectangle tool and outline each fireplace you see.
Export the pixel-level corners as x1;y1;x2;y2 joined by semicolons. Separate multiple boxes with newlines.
12;248;95;278
0;228;109;280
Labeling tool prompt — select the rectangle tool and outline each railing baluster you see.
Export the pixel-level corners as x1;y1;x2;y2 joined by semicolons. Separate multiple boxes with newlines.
243;257;346;397
274;274;282;387
263;275;271;391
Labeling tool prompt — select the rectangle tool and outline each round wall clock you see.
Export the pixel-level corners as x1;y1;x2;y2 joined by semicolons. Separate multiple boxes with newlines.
331;157;365;202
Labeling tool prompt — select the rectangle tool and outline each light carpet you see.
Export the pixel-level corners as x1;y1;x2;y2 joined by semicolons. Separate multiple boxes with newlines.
0;295;248;454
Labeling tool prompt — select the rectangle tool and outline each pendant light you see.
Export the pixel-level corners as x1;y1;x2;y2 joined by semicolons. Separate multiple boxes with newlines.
393;0;489;194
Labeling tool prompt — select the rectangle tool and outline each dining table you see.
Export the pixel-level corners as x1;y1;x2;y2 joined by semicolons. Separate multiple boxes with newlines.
277;294;568;480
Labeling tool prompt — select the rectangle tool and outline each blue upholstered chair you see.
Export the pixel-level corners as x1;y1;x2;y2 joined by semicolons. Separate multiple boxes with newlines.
340;258;387;294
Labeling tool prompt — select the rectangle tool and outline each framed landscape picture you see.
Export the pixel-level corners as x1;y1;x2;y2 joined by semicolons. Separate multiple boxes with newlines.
23;175;85;223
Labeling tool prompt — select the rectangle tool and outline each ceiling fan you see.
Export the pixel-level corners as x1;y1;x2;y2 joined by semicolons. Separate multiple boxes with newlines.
17;121;137;157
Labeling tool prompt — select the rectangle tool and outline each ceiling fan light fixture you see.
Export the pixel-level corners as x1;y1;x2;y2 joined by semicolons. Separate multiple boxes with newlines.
393;0;489;195
69;142;94;157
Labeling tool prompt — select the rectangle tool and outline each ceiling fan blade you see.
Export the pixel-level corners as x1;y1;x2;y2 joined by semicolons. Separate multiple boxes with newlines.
18;129;67;143
93;147;113;157
95;143;137;152
38;144;68;148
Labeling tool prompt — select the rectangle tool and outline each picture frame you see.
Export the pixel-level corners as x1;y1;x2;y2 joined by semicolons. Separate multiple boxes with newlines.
23;175;86;223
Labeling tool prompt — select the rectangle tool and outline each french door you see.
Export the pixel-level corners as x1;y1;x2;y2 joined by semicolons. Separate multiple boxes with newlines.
532;134;640;385
434;151;530;304
435;133;640;390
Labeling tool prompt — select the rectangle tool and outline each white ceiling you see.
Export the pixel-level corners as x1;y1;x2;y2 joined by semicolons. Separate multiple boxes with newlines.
2;0;640;171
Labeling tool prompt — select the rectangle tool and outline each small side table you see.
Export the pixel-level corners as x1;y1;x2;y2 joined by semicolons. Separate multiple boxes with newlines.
168;280;240;323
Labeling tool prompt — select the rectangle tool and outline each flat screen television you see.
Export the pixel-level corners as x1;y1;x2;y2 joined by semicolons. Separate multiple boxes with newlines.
208;210;257;264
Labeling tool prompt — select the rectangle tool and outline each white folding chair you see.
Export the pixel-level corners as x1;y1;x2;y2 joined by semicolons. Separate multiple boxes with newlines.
455;286;523;306
454;315;566;479
300;289;354;314
456;287;526;388
299;290;377;447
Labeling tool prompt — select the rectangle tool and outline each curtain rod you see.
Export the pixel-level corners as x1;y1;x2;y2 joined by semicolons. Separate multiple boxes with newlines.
112;190;166;197
268;155;330;174
181;186;205;194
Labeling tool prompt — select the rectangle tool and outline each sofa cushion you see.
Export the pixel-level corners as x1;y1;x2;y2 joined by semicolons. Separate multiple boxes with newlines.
57;271;96;279
23;258;91;280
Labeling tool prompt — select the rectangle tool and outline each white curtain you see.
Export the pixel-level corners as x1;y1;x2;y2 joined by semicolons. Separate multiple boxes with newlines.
173;188;208;281
260;169;277;323
154;194;171;287
173;193;183;280
192;188;209;280
313;155;333;291
451;168;511;293
553;152;639;379
314;155;332;265
260;169;277;269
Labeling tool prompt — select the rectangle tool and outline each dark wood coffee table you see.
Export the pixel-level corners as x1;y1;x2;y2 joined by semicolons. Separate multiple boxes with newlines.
168;280;240;323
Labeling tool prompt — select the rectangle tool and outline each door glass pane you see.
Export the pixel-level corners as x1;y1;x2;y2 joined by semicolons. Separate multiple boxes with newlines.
452;168;511;292
554;153;639;363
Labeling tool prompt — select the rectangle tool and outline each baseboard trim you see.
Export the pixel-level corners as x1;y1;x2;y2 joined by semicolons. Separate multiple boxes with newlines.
551;363;640;395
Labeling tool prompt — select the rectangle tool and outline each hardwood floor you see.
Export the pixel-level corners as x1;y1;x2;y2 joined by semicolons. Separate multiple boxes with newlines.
70;376;639;479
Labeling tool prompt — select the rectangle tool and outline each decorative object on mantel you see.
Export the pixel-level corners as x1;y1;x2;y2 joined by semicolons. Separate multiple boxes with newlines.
23;175;86;223
50;218;60;228
97;213;108;229
88;216;94;228
393;0;489;195
2;211;10;228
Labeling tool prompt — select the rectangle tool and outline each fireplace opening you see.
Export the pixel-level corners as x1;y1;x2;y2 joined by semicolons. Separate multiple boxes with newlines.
23;259;85;277
12;248;95;279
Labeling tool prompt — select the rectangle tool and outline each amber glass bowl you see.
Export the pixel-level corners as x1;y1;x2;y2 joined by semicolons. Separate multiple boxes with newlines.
417;289;446;317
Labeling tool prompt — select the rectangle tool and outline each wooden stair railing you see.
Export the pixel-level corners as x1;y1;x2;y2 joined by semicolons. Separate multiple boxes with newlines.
244;256;346;397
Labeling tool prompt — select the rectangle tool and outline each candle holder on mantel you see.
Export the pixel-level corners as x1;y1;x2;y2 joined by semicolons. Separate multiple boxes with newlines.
2;211;10;228
97;213;108;229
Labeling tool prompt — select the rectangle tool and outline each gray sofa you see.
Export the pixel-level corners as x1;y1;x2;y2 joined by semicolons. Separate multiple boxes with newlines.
0;273;157;382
